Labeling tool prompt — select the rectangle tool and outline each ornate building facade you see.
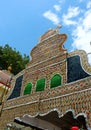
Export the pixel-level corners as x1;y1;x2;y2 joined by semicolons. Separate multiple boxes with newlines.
0;28;91;130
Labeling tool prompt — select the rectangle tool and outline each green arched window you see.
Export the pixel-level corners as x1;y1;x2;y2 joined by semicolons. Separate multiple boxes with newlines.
24;82;32;95
36;78;45;92
50;74;62;88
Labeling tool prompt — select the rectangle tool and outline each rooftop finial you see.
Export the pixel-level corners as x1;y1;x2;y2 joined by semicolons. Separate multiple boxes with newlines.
55;24;62;33
56;24;62;29
7;64;12;73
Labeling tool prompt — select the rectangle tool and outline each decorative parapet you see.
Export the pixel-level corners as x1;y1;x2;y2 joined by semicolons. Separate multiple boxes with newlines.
27;28;67;66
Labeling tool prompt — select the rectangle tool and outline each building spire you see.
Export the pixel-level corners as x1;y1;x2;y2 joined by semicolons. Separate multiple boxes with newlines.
55;24;62;33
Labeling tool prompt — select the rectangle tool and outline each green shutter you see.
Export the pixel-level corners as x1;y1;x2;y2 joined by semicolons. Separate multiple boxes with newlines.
36;78;45;92
24;82;32;95
50;74;62;88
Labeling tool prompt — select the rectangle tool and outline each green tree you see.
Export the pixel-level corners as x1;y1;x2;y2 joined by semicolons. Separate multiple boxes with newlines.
0;44;30;75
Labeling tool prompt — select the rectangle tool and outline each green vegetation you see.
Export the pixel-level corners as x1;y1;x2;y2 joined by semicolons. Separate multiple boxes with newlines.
0;44;30;75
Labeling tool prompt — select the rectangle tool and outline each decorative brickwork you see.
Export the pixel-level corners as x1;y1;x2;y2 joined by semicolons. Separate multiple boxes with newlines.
0;28;91;130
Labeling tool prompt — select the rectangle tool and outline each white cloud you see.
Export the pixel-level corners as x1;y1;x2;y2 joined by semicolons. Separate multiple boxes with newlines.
43;10;60;25
62;17;77;25
54;5;61;11
72;9;91;52
62;6;80;25
87;1;91;9
68;6;80;18
72;9;91;63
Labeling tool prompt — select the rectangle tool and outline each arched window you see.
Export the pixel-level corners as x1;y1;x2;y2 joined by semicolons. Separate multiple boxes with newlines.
24;82;32;95
50;74;62;88
36;78;45;92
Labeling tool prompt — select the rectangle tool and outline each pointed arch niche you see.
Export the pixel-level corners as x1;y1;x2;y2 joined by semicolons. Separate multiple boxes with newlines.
24;82;32;95
36;78;46;92
50;74;62;88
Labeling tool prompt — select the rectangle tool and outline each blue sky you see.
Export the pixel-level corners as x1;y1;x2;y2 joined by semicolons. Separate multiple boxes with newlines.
0;0;91;62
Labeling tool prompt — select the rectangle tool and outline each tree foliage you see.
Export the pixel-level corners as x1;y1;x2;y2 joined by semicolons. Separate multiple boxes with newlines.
0;44;30;75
